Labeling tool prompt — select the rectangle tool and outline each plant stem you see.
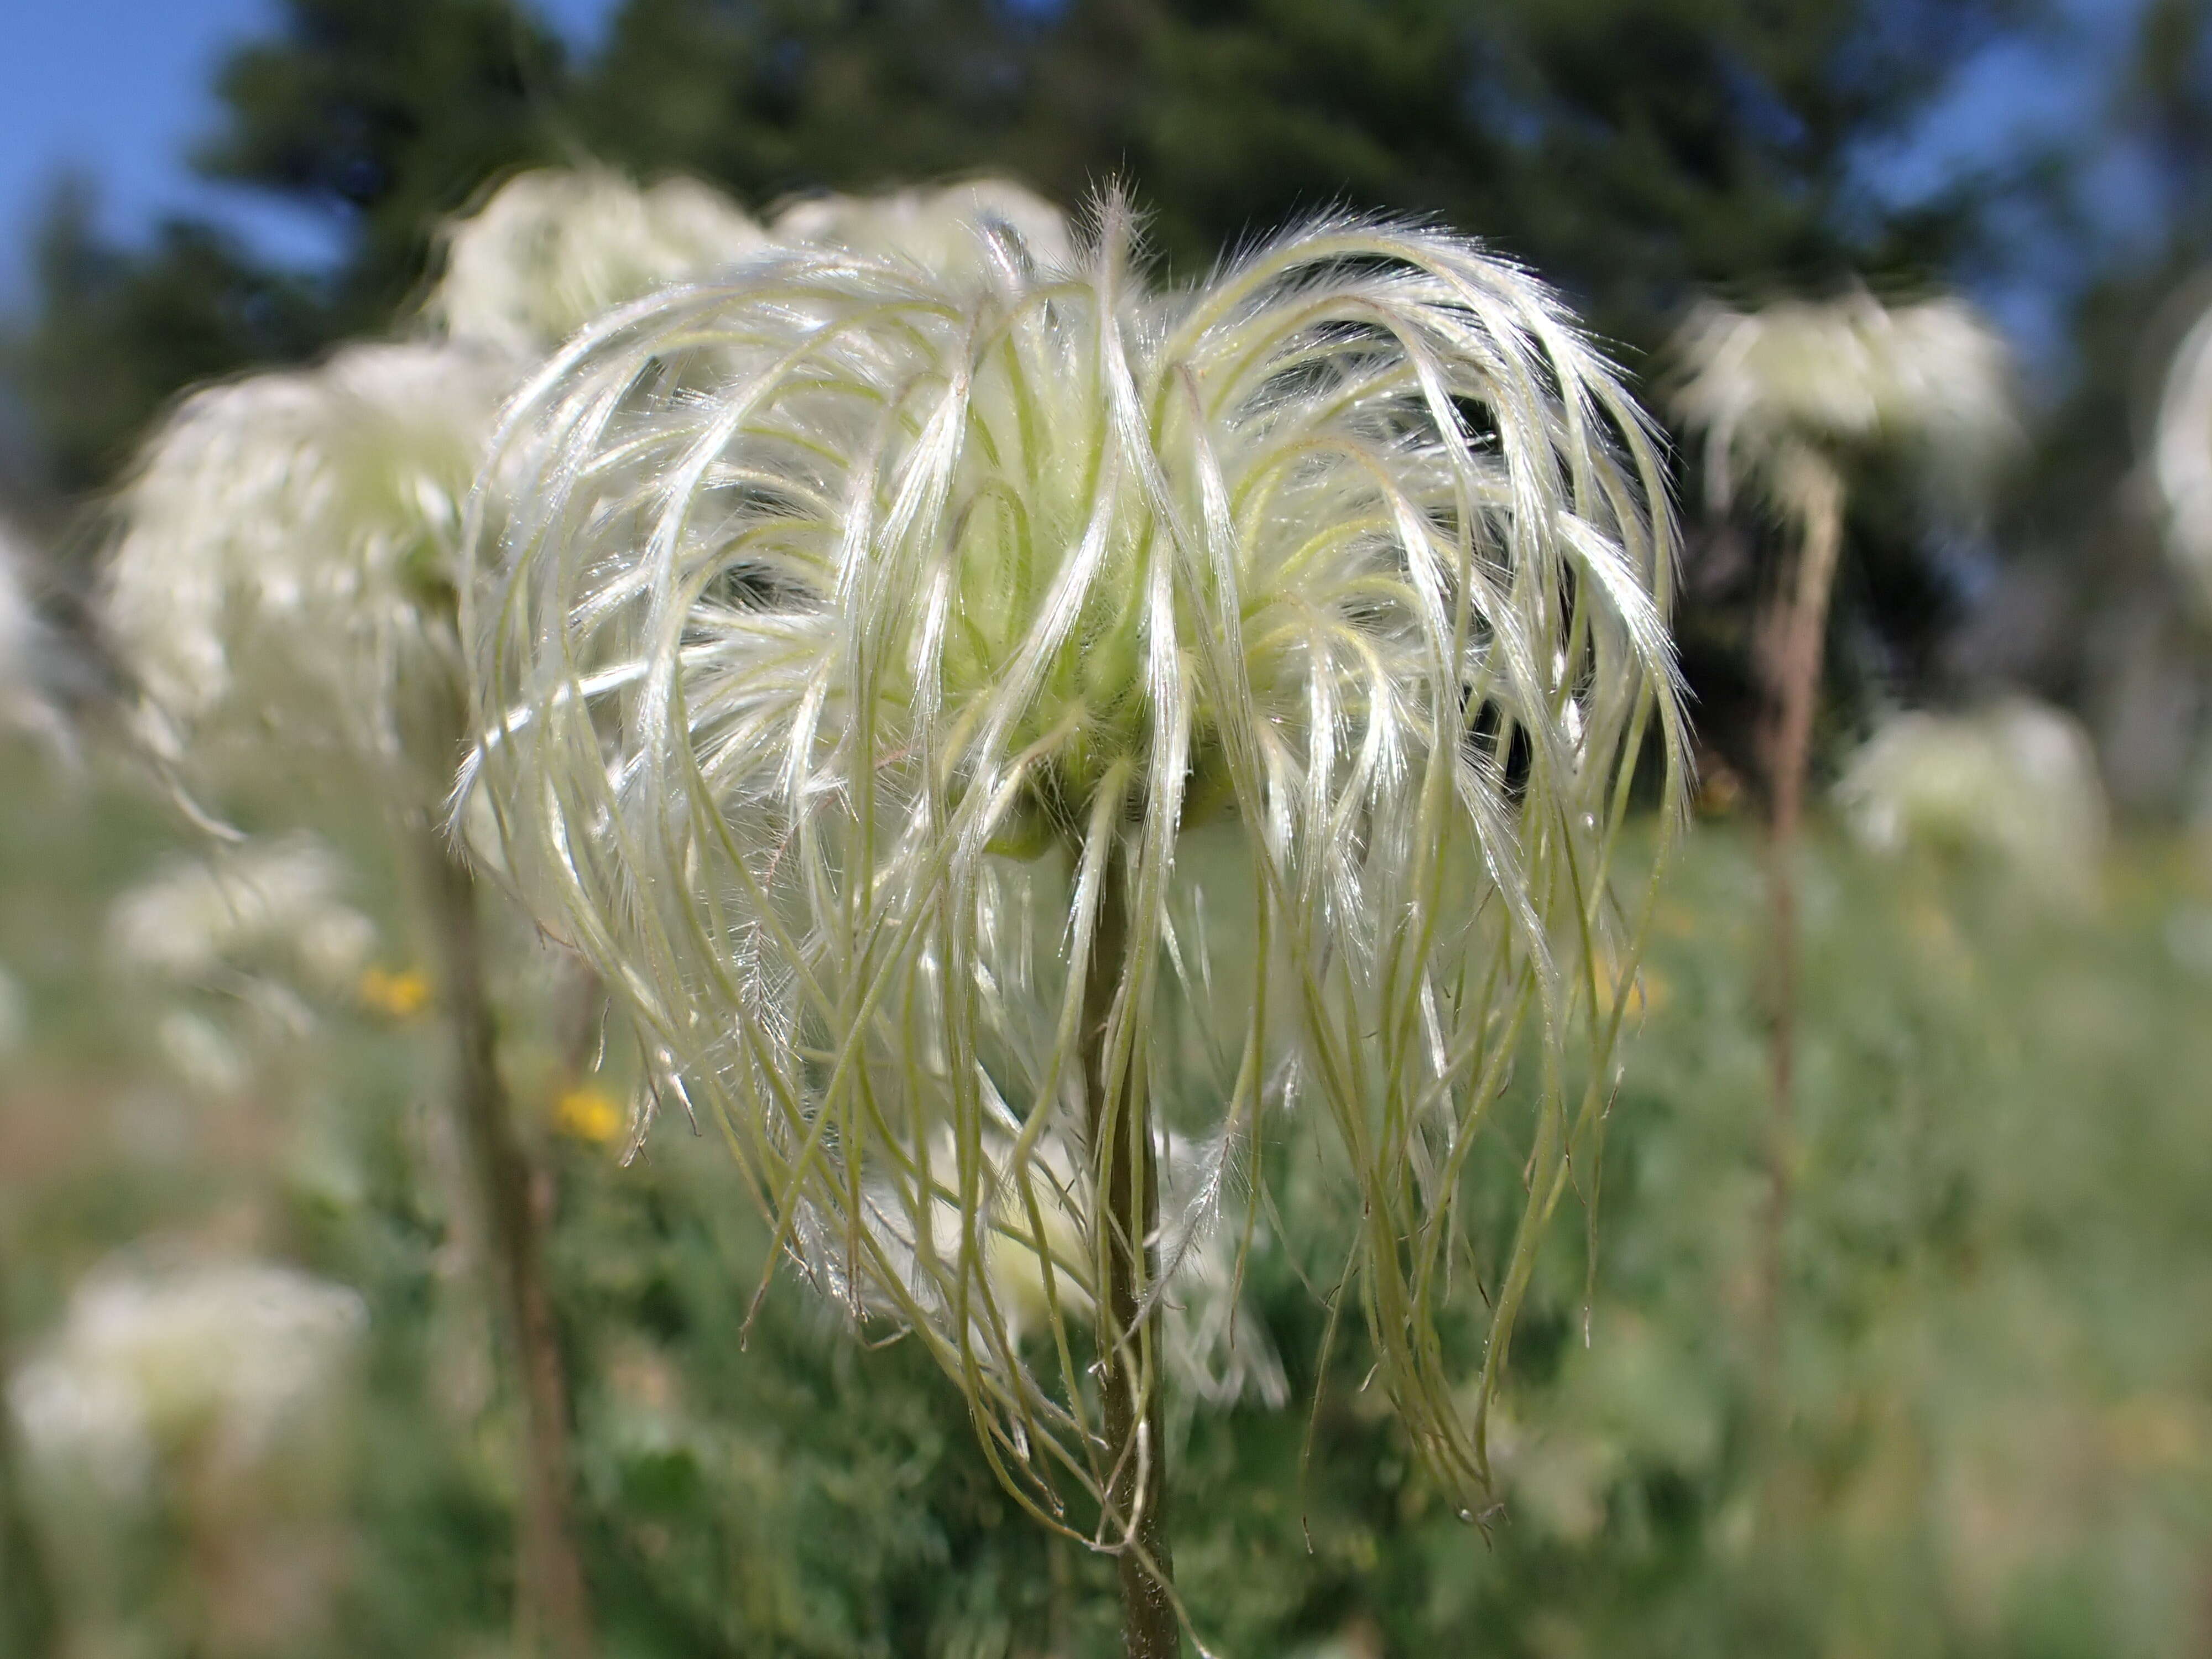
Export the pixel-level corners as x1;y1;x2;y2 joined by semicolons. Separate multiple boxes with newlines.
410;822;594;1659
1047;1534;1075;1659
1081;844;1180;1659
0;1237;60;1659
1754;457;1845;1478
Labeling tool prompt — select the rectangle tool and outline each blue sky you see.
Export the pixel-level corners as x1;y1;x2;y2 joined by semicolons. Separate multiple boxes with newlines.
0;0;618;301
0;0;2161;358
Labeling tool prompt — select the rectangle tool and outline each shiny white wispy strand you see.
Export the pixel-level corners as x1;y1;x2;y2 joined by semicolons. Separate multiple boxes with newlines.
462;194;1688;1522
1671;292;2016;512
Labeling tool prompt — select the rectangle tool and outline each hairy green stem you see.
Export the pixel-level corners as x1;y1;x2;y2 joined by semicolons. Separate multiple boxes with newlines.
1081;844;1180;1659
410;821;594;1659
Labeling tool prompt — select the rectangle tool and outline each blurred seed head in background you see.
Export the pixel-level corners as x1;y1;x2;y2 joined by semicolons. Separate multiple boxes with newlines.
770;178;1077;284
9;1256;367;1503
107;834;377;998
1670;293;2018;520
99;168;774;815
1835;698;2110;905
425;166;768;358
100;341;513;797
2152;295;2212;618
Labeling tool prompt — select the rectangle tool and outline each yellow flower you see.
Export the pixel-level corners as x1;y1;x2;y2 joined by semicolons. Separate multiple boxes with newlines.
1693;765;1745;818
357;966;431;1019
2106;1395;2204;1472
552;1086;623;1144
1597;953;1671;1018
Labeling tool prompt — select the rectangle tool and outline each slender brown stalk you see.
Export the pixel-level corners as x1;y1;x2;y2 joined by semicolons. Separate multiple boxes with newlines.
0;1417;58;1658
0;1237;59;1659
1046;1535;1075;1659
410;818;593;1659
1753;456;1846;1469
1081;845;1180;1659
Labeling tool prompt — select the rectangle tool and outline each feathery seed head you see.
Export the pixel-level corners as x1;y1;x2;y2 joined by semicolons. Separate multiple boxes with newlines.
102;341;512;792
0;524;38;678
0;522;46;693
1670;293;2017;514
426;166;768;357
465;194;1687;1519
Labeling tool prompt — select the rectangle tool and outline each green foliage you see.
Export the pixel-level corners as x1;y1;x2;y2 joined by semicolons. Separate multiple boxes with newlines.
7;735;2210;1655
195;0;572;324
7;184;329;496
1050;0;2010;326
577;0;1045;208
1;0;2023;517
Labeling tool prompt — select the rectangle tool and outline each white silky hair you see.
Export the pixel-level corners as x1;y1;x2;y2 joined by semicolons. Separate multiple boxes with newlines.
1670;291;2016;512
461;190;1688;1527
426;166;769;357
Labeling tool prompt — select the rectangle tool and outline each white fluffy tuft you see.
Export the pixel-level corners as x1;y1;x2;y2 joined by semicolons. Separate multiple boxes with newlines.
426;167;768;357
101;340;513;798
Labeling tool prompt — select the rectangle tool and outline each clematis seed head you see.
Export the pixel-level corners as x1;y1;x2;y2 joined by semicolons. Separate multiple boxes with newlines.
464;190;1688;1518
102;340;514;800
